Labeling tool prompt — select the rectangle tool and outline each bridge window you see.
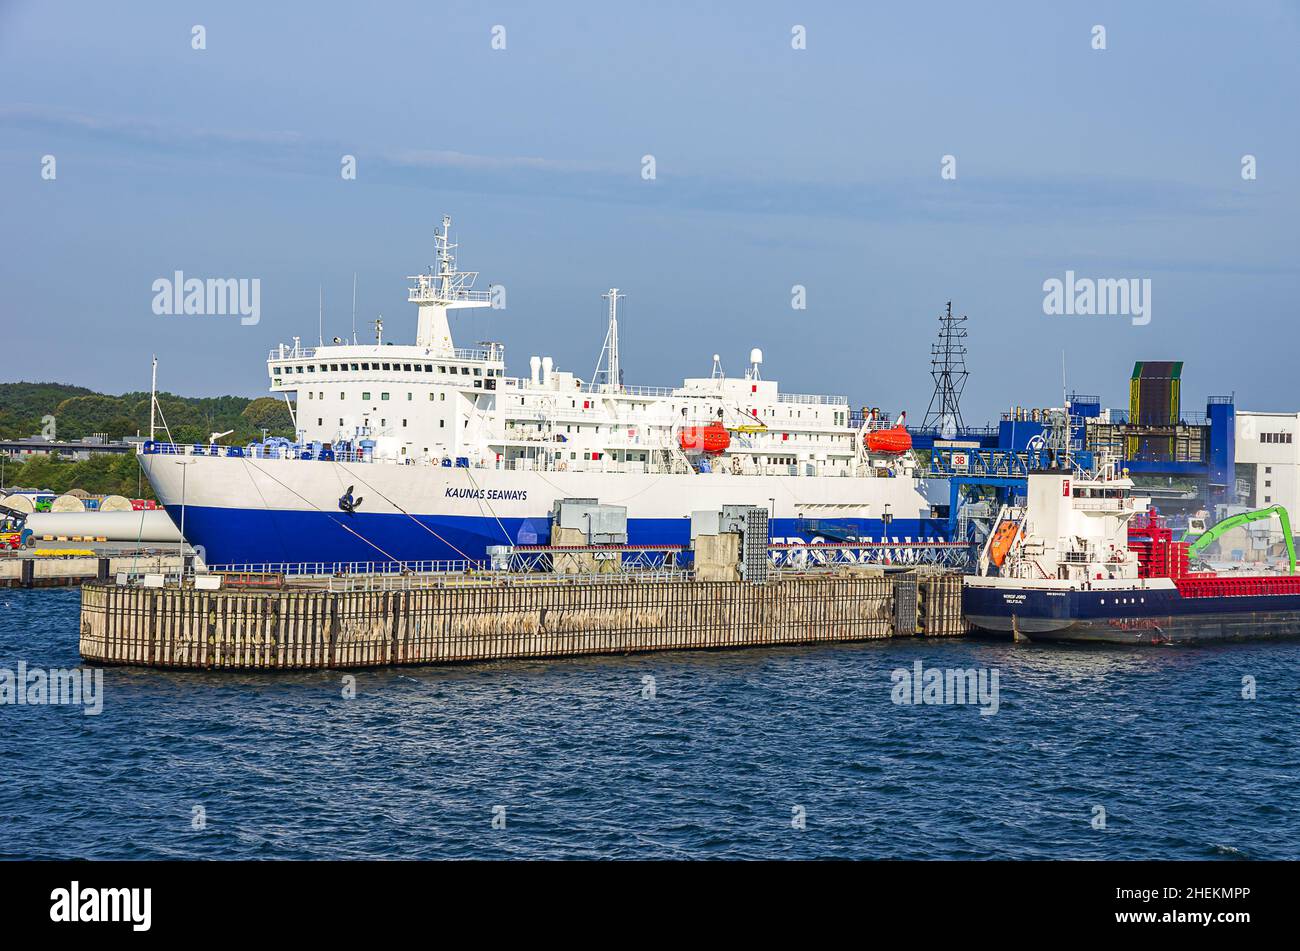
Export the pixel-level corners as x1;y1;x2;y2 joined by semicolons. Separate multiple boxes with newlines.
362;392;370;401
381;392;390;401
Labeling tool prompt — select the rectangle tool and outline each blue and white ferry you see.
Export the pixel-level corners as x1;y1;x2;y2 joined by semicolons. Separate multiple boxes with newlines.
140;217;950;567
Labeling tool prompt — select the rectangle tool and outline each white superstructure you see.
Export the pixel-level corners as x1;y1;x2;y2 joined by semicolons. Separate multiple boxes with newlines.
268;216;907;480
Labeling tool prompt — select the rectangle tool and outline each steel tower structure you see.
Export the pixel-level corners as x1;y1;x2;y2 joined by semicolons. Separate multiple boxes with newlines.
922;301;970;436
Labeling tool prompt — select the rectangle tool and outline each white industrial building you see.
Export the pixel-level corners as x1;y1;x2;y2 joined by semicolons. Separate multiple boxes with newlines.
1235;411;1300;511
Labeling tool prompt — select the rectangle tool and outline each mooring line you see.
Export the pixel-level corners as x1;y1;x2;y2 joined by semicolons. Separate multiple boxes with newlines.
459;464;513;544
241;458;403;564
336;463;476;562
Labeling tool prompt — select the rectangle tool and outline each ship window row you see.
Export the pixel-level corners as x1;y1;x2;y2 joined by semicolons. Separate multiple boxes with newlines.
314;417;435;431
1260;432;1293;444
307;391;450;402
1073;487;1125;499
279;362;498;377
508;394;826;423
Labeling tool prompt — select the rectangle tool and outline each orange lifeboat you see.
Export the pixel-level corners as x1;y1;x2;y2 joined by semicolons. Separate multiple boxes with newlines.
988;520;1022;568
679;422;731;454
866;426;912;454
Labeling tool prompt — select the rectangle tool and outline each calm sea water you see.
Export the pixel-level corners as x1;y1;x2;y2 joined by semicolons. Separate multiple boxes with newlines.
1;587;1296;860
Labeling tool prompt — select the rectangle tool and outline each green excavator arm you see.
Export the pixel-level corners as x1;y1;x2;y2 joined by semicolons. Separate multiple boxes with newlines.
1186;505;1296;574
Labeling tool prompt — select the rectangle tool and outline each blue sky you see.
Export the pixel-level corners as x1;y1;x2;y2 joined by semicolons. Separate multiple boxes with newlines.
1;1;1297;422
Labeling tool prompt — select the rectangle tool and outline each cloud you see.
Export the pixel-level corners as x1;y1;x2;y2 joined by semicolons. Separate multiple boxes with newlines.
1;104;1252;226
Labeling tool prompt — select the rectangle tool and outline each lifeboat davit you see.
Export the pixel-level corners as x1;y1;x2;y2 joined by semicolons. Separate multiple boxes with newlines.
679;422;731;454
866;426;912;454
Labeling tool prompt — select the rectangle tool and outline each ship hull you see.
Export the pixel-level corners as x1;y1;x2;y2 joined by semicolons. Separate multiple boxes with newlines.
142;453;948;566
963;583;1300;644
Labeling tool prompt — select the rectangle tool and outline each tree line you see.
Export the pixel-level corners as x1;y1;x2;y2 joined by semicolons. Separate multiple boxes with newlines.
1;381;297;497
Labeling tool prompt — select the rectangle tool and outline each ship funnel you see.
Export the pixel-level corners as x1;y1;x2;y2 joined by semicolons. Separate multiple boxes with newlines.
530;355;541;386
542;356;554;385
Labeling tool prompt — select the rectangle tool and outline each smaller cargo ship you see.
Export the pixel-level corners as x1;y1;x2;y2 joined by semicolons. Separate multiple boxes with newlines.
963;464;1300;644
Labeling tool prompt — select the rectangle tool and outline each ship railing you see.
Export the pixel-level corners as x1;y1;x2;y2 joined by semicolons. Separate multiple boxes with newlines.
576;383;678;398
267;344;503;364
848;412;896;429
777;392;848;406
268;345;319;361
140;442;375;463
1071;497;1135;512
407;284;494;305
142;441;858;478
448;345;504;362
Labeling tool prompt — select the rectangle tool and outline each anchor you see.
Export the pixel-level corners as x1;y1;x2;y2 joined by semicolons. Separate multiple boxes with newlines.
338;485;363;514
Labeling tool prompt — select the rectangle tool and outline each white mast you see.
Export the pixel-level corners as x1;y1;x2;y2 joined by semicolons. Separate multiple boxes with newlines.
595;288;625;392
408;215;492;352
149;355;157;442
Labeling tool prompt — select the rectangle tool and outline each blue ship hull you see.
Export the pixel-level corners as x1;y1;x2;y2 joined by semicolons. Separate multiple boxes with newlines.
963;583;1300;644
166;504;945;568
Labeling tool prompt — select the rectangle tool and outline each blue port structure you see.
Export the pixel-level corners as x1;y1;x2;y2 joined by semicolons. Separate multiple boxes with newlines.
927;389;1236;541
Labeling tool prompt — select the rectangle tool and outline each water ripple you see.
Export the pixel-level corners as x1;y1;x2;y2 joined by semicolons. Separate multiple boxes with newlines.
1;589;1297;859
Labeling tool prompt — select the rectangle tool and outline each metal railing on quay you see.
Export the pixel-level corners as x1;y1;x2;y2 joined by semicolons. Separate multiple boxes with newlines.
204;559;482;577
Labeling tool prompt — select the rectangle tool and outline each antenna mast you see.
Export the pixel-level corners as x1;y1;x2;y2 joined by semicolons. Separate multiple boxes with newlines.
922;301;970;435
149;355;157;442
594;288;625;392
408;215;492;351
